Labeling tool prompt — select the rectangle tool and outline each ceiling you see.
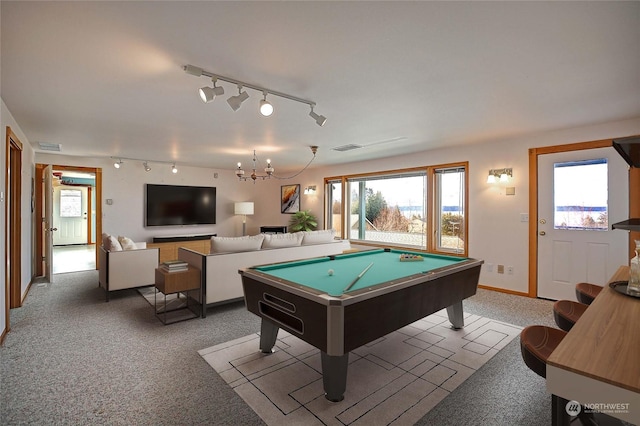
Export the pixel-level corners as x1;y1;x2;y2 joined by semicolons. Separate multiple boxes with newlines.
2;1;639;171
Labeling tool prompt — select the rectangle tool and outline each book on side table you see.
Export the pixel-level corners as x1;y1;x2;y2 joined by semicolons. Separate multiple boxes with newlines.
160;260;189;272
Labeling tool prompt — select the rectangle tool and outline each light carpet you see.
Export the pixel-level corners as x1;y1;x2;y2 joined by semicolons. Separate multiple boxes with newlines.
199;309;522;425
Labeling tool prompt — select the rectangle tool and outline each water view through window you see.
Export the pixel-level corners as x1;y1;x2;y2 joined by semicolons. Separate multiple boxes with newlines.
553;158;608;230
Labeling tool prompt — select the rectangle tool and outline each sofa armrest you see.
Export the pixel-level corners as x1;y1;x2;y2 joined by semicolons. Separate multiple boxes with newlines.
99;247;159;296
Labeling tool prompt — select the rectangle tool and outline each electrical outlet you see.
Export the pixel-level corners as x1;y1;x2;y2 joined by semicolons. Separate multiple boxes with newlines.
507;266;514;275
485;263;493;272
497;265;504;274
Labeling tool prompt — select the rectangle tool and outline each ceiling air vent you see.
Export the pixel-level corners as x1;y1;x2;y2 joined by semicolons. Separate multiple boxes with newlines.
331;144;363;152
38;142;62;152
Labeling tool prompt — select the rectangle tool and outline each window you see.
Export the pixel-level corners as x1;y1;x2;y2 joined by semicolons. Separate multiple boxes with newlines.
553;158;608;230
347;171;427;248
325;163;468;255
435;167;465;254
326;179;343;234
59;189;82;217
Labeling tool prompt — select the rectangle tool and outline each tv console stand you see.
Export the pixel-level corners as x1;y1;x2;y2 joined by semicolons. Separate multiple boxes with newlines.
149;234;216;262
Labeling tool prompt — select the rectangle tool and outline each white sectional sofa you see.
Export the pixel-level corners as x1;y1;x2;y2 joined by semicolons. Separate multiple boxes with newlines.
178;231;351;309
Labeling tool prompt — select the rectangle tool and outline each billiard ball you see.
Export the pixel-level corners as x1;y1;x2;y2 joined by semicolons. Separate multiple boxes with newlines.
328;269;334;276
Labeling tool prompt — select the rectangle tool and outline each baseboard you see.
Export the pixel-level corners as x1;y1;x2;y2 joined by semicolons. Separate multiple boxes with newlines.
21;279;34;305
478;284;531;298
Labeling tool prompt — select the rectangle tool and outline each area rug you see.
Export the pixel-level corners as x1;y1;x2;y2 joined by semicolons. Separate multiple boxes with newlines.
199;310;521;425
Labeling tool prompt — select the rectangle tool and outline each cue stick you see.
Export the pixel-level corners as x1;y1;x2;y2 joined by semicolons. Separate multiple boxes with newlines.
343;262;374;292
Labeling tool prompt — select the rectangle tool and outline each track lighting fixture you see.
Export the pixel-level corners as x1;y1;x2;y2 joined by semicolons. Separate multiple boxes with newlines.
184;64;326;126
110;156;182;174
227;85;249;111
309;106;327;127
199;77;224;103
259;91;273;116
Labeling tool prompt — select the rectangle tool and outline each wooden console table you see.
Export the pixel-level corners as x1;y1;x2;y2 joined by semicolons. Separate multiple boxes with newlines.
546;266;640;424
149;237;213;263
154;265;201;325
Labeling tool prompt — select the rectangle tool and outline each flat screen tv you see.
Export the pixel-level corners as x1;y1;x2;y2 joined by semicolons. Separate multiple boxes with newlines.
145;184;216;226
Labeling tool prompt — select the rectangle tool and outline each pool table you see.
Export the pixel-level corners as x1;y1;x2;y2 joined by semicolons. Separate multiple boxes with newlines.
239;248;483;401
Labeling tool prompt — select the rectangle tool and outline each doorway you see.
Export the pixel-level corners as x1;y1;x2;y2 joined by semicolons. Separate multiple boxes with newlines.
528;138;635;299
52;171;95;273
5;127;23;317
536;147;628;300
34;164;102;278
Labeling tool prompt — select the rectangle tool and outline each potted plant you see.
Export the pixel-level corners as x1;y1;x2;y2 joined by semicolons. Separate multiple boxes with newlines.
289;210;318;232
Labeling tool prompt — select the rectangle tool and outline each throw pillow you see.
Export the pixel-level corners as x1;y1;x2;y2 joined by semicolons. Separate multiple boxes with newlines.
118;236;137;251
210;235;265;253
262;232;304;249
301;229;336;245
103;234;123;252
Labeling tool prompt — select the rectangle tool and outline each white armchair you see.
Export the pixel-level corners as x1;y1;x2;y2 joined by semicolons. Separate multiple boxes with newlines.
98;243;159;301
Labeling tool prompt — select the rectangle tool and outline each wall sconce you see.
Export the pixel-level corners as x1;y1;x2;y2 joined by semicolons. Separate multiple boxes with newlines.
487;168;512;183
304;185;317;195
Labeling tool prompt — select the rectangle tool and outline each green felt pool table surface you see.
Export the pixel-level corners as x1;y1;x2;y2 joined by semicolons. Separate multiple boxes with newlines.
254;249;469;296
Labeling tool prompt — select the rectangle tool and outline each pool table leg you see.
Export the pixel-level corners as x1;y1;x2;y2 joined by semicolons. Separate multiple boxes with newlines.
446;301;464;329
321;352;349;402
259;319;279;354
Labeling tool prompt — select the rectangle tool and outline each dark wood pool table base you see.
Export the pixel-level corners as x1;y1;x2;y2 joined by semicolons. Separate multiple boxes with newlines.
241;249;482;401
257;298;467;401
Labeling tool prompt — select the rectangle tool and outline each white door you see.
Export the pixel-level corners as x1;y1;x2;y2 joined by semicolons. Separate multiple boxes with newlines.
537;147;629;300
43;165;54;282
52;185;88;245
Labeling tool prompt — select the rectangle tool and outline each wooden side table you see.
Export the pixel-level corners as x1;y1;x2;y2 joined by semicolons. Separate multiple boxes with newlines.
154;265;201;325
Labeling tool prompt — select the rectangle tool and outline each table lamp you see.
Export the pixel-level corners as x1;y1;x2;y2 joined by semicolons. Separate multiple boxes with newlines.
234;202;254;236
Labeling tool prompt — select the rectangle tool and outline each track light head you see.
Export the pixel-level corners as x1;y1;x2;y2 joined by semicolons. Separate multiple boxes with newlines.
199;78;224;103
114;159;123;169
227;85;249;111
259;91;273;116
172;164;178;174
143;162;151;172
309;106;327;127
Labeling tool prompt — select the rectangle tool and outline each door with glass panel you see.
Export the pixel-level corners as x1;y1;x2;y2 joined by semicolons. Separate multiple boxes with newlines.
52;185;89;245
537;147;628;300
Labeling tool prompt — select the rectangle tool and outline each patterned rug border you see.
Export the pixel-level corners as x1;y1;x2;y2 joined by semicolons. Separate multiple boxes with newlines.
199;310;522;425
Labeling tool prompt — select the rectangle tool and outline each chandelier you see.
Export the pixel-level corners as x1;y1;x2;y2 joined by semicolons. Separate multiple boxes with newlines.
236;146;318;183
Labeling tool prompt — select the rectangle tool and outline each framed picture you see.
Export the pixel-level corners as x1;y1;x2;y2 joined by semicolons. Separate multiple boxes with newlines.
281;184;300;214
